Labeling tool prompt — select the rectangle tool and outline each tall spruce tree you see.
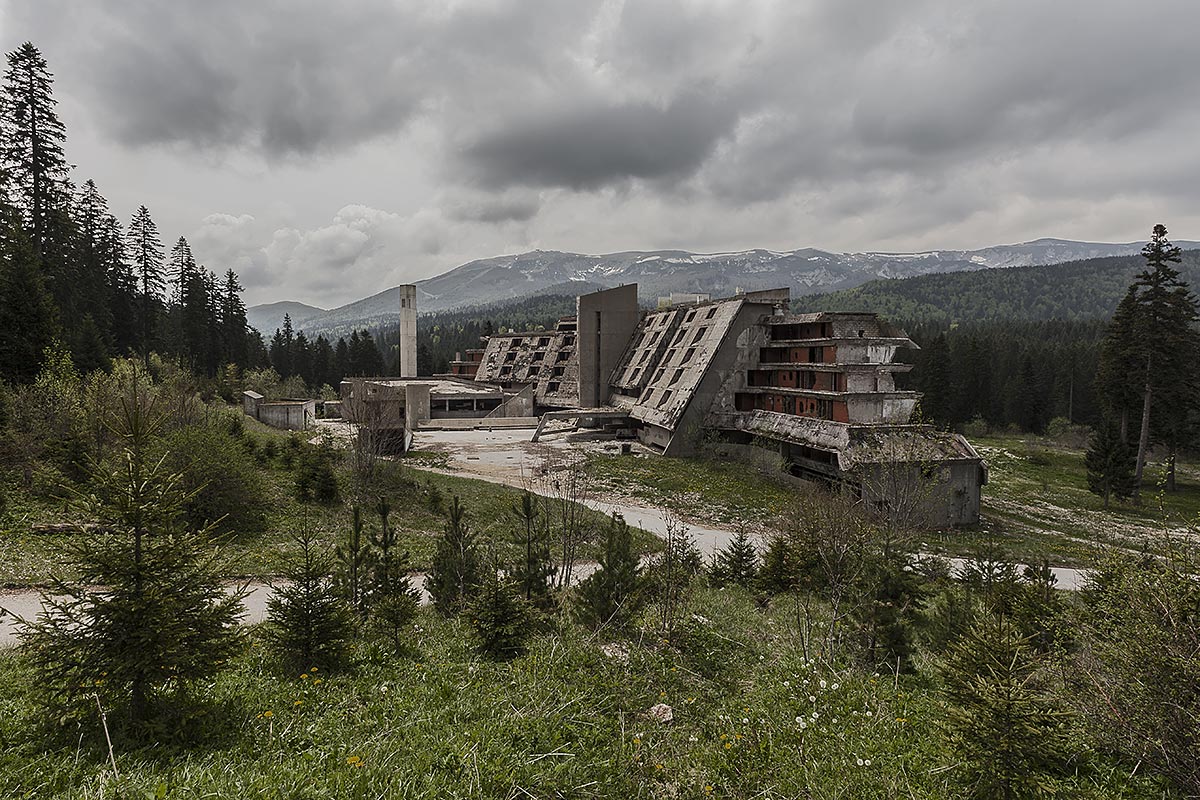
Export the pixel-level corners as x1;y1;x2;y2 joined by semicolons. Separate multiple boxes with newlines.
70;179;115;347
1085;420;1137;508
219;269;249;367
367;496;420;646
1096;288;1142;442
1128;225;1199;496
509;490;554;610
126;205;164;368
2;42;70;263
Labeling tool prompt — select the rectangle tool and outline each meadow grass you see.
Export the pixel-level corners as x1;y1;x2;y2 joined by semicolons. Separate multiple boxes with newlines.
0;585;1163;799
0;420;659;588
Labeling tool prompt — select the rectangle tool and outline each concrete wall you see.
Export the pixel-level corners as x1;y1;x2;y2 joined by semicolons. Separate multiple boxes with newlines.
404;383;431;429
242;391;263;418
399;284;417;378
257;400;316;431
663;299;780;456
577;284;640;408
856;459;982;527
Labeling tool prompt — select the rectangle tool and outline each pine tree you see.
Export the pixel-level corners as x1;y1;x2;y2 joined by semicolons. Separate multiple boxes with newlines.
1128;225;1199;496
509;490;554;610
710;527;759;588
70;179;115;346
367;496;420;646
426;495;482;616
126;205;164;368
267;529;353;671
1085;420;1137;508
2;42;70;263
1096;288;1142;442
335;505;373;625
939;615;1071;799
0;211;57;382
574;513;643;629
757;533;797;595
219;269;249;367
19;370;244;728
468;553;535;660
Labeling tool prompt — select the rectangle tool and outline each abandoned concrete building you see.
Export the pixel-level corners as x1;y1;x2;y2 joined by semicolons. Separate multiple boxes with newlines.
471;284;986;526
328;280;983;526
241;391;316;431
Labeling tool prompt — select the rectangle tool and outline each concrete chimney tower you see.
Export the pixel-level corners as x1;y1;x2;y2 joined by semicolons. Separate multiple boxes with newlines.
398;284;417;377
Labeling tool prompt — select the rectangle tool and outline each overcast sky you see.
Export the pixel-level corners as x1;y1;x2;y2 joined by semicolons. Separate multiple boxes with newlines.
4;0;1199;307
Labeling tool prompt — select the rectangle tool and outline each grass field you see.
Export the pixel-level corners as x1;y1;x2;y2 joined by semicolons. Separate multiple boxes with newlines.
0;586;1164;799
584;434;1200;569
0;419;659;589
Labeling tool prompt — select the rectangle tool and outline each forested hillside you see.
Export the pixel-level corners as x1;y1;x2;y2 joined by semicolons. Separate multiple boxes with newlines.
796;250;1200;323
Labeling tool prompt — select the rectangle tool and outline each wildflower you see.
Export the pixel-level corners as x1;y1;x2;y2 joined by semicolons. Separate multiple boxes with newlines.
705;786;713;793
866;711;873;718
294;700;303;707
346;755;363;766
782;681;790;687
856;758;864;767
311;667;318;673
864;759;872;766
819;679;827;689
633;737;641;745
263;710;273;718
301;674;310;681
724;742;732;749
741;717;748;724
808;695;816;703
688;735;698;743
831;683;839;690
654;763;663;770
314;678;324;685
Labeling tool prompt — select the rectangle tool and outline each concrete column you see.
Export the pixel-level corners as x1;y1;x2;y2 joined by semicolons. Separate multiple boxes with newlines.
405;383;431;429
398;284;418;378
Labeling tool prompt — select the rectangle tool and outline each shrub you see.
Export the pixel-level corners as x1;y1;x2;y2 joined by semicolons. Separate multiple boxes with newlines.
294;444;340;506
468;558;536;660
162;422;267;537
267;531;354;672
367;497;420;646
19;375;244;732
426;496;482;616
961;415;988;438
574;513;643;630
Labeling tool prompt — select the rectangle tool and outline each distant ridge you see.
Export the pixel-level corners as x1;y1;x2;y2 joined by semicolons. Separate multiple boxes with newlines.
247;237;1199;335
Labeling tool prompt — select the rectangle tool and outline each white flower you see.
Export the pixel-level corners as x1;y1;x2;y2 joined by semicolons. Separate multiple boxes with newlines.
782;681;790;687
856;758;864;767
831;683;839;690
808;695;817;703
688;735;698;742
795;716;803;724
811;712;819;720
742;717;749;724
864;759;872;766
819;679;827;689
866;711;873;718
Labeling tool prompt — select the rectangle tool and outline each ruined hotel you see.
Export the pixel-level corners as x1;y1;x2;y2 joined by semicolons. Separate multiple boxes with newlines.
329;282;986;527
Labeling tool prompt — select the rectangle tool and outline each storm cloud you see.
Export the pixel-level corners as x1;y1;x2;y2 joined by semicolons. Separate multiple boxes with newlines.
5;0;1200;305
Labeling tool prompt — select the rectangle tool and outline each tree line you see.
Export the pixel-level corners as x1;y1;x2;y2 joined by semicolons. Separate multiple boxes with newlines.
0;42;264;384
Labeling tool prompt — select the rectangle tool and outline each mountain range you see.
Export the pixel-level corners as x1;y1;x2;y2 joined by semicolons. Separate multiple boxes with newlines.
246;237;1199;337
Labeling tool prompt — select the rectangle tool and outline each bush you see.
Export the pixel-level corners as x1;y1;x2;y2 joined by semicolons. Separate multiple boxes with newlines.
426;496;482;616
960;416;988;438
574;514;642;630
709;527;758;588
295;444;340;506
162;423;267;537
267;531;354;672
468;559;536;660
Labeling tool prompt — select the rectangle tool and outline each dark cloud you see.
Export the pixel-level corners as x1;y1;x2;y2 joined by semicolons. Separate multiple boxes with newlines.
458;91;740;190
6;0;1200;306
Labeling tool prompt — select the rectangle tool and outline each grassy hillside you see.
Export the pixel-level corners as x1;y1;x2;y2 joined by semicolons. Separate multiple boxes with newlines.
795;249;1200;323
0;586;1166;799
